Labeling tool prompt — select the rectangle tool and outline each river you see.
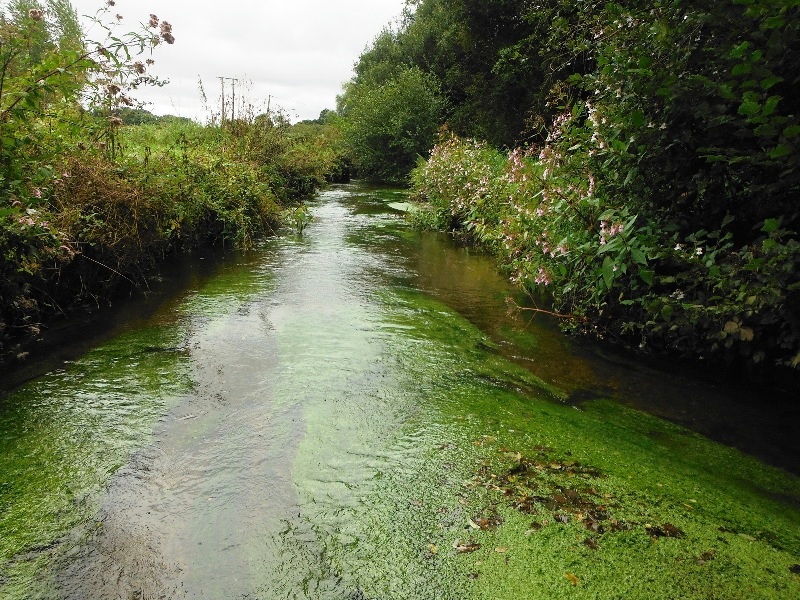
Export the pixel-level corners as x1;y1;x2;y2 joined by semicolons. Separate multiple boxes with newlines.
1;182;799;599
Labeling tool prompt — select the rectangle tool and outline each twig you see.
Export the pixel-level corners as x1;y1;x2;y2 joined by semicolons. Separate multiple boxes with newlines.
508;297;587;322
79;254;137;287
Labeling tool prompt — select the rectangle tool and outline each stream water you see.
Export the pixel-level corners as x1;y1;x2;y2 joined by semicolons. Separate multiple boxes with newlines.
1;183;798;599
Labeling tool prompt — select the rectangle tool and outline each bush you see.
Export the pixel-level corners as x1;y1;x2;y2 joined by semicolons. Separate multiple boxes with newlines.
340;66;445;183
412;133;800;376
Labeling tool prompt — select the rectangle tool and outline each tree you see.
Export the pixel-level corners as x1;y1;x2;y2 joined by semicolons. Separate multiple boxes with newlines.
340;66;444;183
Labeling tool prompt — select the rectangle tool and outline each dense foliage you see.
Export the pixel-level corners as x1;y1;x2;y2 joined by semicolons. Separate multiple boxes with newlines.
339;65;444;183
347;0;800;377
0;2;345;365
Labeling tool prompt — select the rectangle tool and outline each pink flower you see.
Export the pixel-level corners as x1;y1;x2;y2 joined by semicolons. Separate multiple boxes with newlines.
534;267;551;286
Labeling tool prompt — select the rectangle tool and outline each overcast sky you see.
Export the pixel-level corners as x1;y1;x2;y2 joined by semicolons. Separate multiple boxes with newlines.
68;0;407;122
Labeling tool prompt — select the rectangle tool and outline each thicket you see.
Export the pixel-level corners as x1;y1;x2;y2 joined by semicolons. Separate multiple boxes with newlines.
347;0;800;378
0;2;345;365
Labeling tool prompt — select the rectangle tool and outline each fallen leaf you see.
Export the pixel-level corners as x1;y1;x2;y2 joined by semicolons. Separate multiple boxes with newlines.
696;550;716;565
646;523;684;538
495;547;507;553
429;544;438;554
565;573;580;586
453;539;481;553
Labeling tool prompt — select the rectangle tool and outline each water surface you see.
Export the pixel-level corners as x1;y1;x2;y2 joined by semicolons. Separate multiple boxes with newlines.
1;182;798;599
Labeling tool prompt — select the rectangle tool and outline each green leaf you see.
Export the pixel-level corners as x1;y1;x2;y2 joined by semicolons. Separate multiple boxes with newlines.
738;98;761;117
760;76;782;90
602;256;615;290
782;125;800;138
611;139;628;153
631;247;647;265
639;269;654;286
761;218;780;233
732;63;752;77
754;123;777;137
762;15;785;30
769;144;792;159
763;95;781;116
731;41;751;59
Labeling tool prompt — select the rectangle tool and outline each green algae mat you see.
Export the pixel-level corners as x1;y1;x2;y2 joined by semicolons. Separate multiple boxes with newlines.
1;185;798;598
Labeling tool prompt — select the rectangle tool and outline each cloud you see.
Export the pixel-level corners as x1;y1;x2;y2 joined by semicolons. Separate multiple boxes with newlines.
69;0;405;121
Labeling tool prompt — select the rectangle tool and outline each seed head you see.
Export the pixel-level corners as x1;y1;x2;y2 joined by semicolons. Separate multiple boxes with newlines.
159;21;175;44
133;61;146;74
28;9;44;21
148;14;159;28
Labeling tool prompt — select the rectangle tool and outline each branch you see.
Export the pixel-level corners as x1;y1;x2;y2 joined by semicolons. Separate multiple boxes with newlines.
507;297;587;322
0;48;95;122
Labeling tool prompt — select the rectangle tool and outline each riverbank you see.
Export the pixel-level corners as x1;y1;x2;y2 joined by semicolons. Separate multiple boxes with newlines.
410;136;800;390
0;118;346;370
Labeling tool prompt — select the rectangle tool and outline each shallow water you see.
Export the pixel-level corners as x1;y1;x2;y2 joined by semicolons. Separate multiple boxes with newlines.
1;182;798;599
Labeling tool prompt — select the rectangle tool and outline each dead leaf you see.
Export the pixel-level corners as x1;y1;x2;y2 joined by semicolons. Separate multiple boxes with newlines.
453;539;481;553
495;547;507;553
564;573;580;586
696;550;716;565
646;523;684;538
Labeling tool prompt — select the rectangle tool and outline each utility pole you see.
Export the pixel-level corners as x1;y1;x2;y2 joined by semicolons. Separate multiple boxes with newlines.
219;77;226;124
231;78;236;121
219;77;238;124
